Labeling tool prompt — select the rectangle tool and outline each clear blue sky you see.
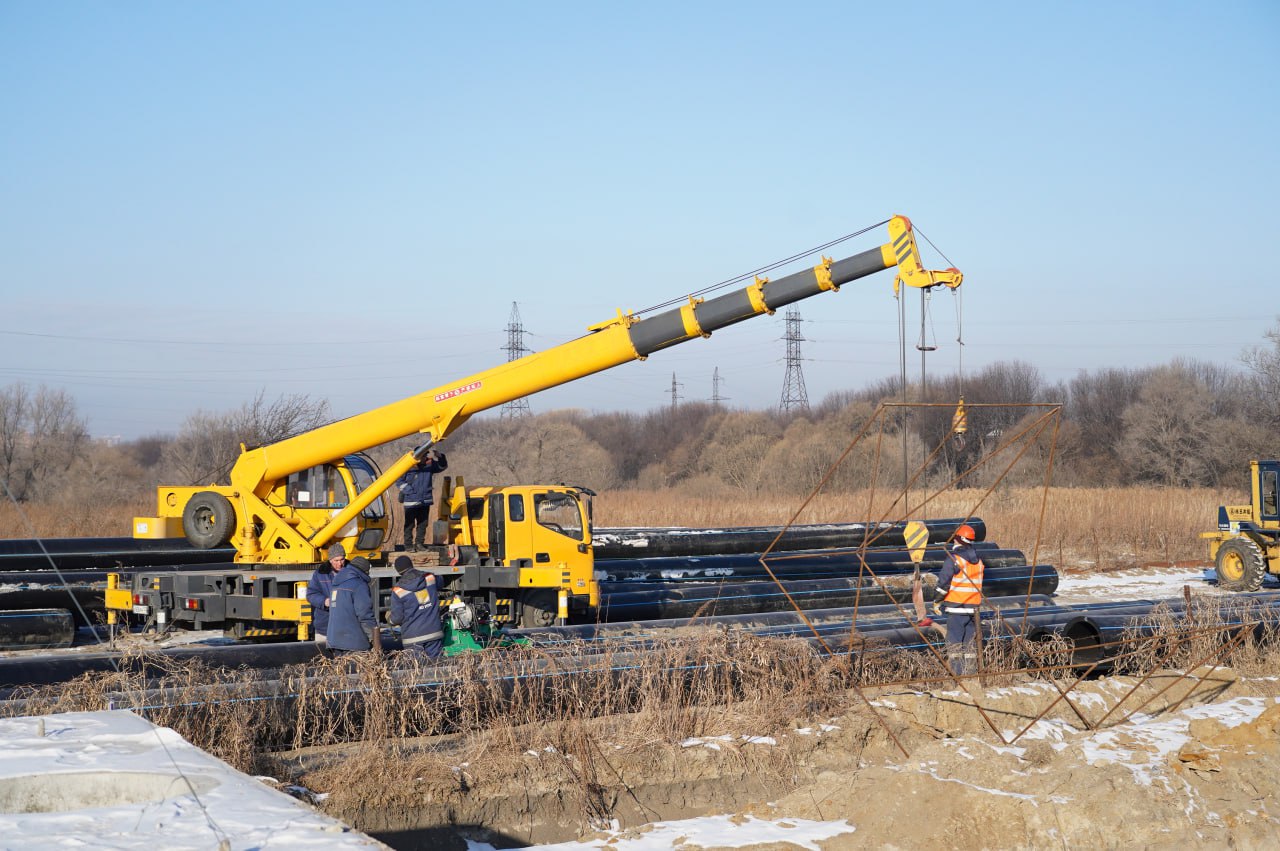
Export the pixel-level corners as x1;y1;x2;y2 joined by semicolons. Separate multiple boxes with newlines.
2;1;1277;439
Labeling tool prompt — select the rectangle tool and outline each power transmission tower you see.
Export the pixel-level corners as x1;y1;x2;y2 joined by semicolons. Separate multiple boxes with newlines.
500;301;532;419
668;372;683;413
711;367;729;408
779;308;810;413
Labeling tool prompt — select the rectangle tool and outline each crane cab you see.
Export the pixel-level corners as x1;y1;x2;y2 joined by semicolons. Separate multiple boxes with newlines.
133;453;391;563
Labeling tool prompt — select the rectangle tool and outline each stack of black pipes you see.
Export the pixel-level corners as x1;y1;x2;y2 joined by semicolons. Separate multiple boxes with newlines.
590;517;1059;622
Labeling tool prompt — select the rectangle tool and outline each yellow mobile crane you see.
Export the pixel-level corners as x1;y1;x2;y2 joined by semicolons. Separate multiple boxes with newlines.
107;216;961;641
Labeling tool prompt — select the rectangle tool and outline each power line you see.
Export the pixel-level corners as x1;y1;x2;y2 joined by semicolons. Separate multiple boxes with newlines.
500;302;532;419
779;308;809;414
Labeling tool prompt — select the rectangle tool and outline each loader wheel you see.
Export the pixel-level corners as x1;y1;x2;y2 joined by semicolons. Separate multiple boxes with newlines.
183;491;236;549
1215;537;1266;592
519;589;558;627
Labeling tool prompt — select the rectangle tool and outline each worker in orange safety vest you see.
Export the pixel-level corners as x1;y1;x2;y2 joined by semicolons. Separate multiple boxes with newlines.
935;523;985;675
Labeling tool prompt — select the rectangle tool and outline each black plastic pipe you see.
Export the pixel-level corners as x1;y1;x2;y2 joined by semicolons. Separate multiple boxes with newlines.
0;608;75;650
596;565;1058;621
0;537;233;571
594;545;1025;583
512;595;1058;648
592;518;986;559
0;587;103;627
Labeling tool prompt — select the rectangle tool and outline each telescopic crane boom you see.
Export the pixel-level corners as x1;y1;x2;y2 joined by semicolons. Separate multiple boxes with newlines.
137;215;960;566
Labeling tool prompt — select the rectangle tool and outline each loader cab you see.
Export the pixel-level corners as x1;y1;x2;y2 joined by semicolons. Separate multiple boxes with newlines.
1254;461;1280;528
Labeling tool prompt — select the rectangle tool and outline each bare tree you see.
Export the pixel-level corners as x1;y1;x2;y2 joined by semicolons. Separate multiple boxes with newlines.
450;415;617;490
698;411;782;493
0;382;89;501
160;391;331;485
1242;318;1280;429
0;382;29;498
1065;367;1151;484
1119;366;1219;486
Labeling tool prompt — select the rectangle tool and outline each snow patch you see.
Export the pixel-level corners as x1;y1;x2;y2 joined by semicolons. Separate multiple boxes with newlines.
472;813;856;851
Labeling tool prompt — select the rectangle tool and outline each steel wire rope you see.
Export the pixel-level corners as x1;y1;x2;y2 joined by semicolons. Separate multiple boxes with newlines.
631;220;891;317
916;226;963;392
0;479;233;848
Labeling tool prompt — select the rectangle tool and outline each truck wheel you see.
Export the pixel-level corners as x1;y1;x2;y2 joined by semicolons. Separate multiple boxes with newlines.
183;491;236;549
519;589;558;627
1215;537;1266;592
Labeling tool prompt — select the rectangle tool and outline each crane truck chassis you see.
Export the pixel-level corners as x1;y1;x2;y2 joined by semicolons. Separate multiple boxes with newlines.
106;216;962;644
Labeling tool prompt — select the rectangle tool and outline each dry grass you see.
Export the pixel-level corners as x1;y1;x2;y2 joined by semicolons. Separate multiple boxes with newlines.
1113;593;1280;678
0;500;146;539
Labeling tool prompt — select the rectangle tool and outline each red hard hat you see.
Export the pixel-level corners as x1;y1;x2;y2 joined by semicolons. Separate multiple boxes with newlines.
954;524;976;543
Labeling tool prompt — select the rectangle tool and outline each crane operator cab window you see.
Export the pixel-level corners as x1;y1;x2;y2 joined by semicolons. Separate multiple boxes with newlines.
534;491;582;540
284;457;386;519
286;464;349;509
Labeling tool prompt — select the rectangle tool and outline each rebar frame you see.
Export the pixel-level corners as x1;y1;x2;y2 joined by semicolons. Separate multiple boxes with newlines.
716;398;1273;757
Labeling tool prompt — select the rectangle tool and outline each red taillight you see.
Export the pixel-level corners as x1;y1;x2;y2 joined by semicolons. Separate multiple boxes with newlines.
132;594;143;605
184;599;202;611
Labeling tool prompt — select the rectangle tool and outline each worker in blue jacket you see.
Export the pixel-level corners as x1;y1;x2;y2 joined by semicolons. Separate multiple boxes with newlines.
327;555;378;653
306;543;346;655
397;449;448;552
389;554;445;659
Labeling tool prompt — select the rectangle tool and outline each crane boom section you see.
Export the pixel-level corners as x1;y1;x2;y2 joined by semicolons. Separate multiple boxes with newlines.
229;215;955;495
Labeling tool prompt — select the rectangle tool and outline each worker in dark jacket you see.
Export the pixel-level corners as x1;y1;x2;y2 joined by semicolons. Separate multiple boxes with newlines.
396;449;448;552
305;543;346;655
327;555;378;653
935;523;985;676
389;555;445;659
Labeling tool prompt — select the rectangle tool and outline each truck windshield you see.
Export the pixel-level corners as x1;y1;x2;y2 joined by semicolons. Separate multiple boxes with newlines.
534;492;583;540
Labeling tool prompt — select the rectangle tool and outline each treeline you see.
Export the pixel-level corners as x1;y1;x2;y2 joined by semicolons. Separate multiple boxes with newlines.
3;322;1278;505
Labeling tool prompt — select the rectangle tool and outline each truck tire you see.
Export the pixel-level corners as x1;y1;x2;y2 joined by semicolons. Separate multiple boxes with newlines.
183;492;236;549
519;589;558;627
1215;537;1266;592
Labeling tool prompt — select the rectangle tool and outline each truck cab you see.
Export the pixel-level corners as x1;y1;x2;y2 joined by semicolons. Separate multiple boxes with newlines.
441;479;597;627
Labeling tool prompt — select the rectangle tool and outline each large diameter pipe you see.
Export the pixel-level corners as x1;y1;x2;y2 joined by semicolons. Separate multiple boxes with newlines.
596;565;1058;621
511;595;1058;648
0;587;103;627
593;518;986;560
595;545;1025;583
0;608;74;650
0;537;233;571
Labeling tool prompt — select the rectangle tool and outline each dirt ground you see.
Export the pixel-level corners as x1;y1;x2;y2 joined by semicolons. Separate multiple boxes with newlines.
306;663;1280;850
